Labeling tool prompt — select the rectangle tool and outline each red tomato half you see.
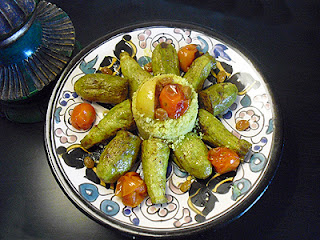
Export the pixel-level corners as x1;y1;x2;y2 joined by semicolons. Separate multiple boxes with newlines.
115;172;148;208
70;103;96;130
159;84;190;119
178;44;199;72
208;147;240;174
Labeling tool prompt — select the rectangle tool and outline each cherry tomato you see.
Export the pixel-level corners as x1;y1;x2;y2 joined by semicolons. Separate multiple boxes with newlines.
70;103;96;130
208;147;240;174
158;84;190;119
178;44;199;72
115;172;148;208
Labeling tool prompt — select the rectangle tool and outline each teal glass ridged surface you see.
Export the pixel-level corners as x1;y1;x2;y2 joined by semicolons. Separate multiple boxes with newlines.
0;1;75;102
0;21;42;66
0;0;75;123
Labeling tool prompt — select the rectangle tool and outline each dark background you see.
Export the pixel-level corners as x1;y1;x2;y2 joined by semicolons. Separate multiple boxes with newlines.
1;0;319;239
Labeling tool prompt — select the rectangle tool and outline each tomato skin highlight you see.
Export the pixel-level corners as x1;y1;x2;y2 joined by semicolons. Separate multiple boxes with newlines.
158;84;190;119
70;103;96;130
178;44;199;72
208;147;240;174
115;172;148;208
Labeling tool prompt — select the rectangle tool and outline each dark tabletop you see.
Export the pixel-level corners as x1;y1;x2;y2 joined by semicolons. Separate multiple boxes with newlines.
1;0;319;239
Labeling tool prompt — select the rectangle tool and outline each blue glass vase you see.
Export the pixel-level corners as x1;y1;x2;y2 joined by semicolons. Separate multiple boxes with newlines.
0;0;75;122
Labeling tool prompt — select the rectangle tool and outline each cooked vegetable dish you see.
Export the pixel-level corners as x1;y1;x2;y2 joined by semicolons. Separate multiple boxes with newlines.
73;43;252;207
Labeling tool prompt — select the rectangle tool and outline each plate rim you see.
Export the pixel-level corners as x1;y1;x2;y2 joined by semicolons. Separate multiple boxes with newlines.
44;20;284;237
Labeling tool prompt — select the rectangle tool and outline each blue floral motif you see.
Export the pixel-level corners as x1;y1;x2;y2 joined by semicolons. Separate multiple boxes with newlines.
54;107;62;123
59;90;78;108
79;183;99;202
213;44;231;61
132;217;140;226
122;206;140;226
223;110;233;119
266;119;274;134
240;94;252;107
80;55;98;74
101;199;120;216
196;36;209;53
60;100;67;106
123;207;132;216
232;178;251;201
253;137;268;152
250;153;267;172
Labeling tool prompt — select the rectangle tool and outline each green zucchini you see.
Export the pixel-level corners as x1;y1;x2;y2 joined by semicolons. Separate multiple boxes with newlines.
81;99;135;149
141;138;170;204
199;82;238;116
96;130;141;183
74;73;128;104
198;109;252;158
183;52;215;92
173;132;212;179
120;51;152;97
152;42;180;76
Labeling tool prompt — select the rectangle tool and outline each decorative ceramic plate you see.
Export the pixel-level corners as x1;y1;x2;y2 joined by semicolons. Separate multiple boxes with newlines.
45;22;283;238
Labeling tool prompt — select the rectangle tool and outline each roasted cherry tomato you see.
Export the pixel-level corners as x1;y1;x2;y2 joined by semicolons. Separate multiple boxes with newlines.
158;84;190;119
178;44;199;72
115;172;148;208
208;147;240;174
70;102;96;130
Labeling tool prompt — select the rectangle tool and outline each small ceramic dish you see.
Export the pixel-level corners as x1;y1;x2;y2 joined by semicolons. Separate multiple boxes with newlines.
45;22;283;238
